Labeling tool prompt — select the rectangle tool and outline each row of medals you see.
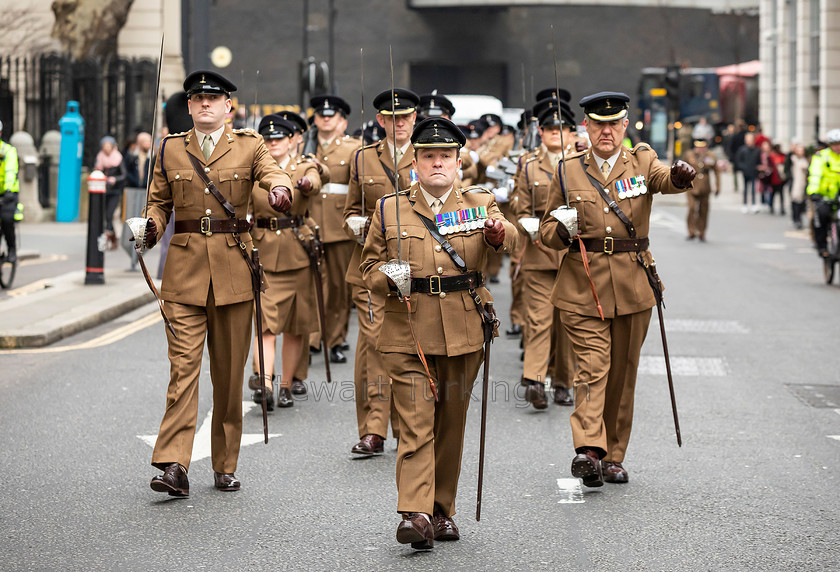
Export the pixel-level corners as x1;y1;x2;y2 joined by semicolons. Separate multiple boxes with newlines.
616;175;648;200
435;206;489;235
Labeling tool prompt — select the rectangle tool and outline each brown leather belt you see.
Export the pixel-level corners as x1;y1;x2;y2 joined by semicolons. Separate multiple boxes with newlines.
409;271;484;295
569;237;649;254
256;216;304;231
174;217;250;235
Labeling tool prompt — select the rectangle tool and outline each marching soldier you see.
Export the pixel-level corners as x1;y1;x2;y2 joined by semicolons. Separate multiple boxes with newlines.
360;117;517;549
276;110;308;158
681;139;720;241
539;92;694;487
144;71;293;496
418;92;478;185
307;94;360;364
246;115;322;409
512;101;581;409
343;88;419;456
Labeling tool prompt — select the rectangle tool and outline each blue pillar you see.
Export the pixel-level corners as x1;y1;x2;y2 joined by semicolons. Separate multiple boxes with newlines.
56;101;85;222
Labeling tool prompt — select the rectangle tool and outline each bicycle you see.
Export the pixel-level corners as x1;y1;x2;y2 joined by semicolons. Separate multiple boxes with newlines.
0;219;18;289
823;200;840;285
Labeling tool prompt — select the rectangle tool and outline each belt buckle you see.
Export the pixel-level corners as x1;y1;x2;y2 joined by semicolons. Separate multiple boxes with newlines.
429;275;442;295
269;218;279;231
200;216;211;234
604;236;614;254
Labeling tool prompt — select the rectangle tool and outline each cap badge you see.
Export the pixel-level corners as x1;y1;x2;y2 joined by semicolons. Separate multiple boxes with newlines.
200;74;206;84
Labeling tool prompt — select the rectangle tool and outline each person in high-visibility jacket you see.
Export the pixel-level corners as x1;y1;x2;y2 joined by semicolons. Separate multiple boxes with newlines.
0;120;20;262
807;129;840;257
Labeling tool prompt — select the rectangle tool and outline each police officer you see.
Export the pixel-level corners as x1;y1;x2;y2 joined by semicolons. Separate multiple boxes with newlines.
144;70;293;496
0;121;20;262
539;92;695;487
343;88;419;456
807;129;840;258
681;139;721;241
246;115;322;409
360;117;517;549
512;102;580;409
307;94;361;364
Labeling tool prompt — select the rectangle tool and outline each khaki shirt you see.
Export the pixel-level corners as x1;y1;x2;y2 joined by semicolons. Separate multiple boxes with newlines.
146;125;292;306
361;183;518;356
539;143;687;318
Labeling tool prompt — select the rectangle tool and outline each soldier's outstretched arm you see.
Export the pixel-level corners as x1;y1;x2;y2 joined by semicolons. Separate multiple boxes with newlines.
359;197;390;295
485;197;518;253
253;137;293;193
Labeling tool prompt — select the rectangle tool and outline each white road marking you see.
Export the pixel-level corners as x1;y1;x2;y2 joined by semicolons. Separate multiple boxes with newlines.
556;478;584;504
828;436;840;443
18;253;69;267
755;243;786;250
639;356;727;376
0;311;161;354
651;318;748;333
138;401;280;461
649;210;684;232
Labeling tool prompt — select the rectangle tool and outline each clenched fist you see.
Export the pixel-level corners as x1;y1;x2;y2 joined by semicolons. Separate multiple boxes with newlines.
296;177;312;194
670;160;696;189
483;218;505;247
268;186;292;213
130;218;157;249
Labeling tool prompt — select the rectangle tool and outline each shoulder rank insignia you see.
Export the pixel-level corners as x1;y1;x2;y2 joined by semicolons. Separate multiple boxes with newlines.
462;185;492;195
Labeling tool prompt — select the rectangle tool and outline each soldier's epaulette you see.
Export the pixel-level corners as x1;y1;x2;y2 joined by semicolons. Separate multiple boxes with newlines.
461;185;493;195
381;190;410;201
561;149;586;162
164;130;189;139
232;127;259;137
361;141;379;151
630;142;653;154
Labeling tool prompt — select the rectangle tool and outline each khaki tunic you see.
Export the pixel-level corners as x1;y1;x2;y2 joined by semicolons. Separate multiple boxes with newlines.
361;183;517;516
147;125;292;474
539;143;687;462
681;148;720;238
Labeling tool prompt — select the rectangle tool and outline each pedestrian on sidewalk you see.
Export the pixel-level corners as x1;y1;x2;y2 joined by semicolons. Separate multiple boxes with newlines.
735;132;761;213
788;141;809;229
94;135;126;250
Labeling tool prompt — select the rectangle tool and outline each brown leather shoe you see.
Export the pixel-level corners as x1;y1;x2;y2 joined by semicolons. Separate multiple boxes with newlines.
525;380;548;409
396;513;434;550
553;386;574;406
276;387;294;408
290;378;307;395
150;463;189;497
214;472;241;491
432;506;460;541
351;433;384;456
602;461;629;484
571;449;603;488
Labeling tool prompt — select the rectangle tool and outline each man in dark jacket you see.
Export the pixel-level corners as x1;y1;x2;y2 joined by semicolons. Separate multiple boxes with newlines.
735;132;761;213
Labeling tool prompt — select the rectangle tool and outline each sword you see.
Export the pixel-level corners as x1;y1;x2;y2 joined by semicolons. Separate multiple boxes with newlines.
126;35;176;338
251;248;269;444
360;48;374;324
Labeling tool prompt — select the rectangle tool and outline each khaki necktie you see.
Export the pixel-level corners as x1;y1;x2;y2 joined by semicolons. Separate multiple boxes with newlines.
201;135;213;160
431;199;443;215
600;160;611;180
395;148;403;165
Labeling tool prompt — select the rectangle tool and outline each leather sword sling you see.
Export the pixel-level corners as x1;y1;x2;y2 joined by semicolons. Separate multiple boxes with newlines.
416;213;499;522
186;152;269;443
578;157;682;446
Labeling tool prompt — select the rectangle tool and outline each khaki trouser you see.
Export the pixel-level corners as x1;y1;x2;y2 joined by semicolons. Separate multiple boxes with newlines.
521;269;573;387
687;193;710;238
323;240;354;347
559;308;652;463
152;288;253;473
352;285;398;439
383;349;484;517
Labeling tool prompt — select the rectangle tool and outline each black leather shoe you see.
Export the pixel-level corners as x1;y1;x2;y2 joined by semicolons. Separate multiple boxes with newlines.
553;387;574;406
351;433;384;456
290;378;307;395
488;275;500;284
150;463;189;497
329;346;347;363
339;341;350;351
602;461;629;484
214;471;241;491
524;380;547;410
310;344;322;354
571;449;604;488
252;386;274;411
396;513;434;550
505;323;522;337
247;373;261;391
277;387;294;408
432;506;460;541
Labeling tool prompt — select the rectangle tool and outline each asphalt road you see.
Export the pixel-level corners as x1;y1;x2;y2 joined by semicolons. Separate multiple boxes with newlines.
2;186;839;571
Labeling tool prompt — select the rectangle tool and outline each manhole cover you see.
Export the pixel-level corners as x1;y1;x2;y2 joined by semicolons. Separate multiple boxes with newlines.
785;384;840;408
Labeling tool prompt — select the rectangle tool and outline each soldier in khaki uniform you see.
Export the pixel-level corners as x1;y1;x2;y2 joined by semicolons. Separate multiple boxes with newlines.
417;93;478;185
247;116;322;409
361;117;517;549
343;88;419;456
681;139;720;241
512;101;581;409
539;92;694;488
144;71;293;497
308;95;360;363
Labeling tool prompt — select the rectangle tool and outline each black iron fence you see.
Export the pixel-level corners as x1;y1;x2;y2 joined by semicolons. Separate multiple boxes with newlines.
0;54;157;168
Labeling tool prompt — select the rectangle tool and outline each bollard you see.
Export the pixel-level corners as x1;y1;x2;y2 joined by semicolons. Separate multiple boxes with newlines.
56;102;84;223
85;170;106;285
